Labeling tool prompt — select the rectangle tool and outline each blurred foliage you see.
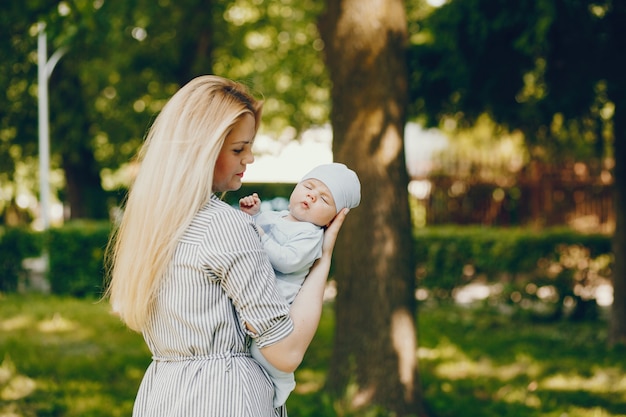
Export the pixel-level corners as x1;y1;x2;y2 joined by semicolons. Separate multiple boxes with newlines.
0;227;43;292
46;221;111;297
405;1;626;346
0;222;110;297
407;0;616;164
1;222;613;321
2;0;622;223
414;226;612;321
221;181;297;206
0;0;328;220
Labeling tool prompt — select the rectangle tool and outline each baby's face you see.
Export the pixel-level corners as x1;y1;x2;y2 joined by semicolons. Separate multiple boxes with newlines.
288;179;337;227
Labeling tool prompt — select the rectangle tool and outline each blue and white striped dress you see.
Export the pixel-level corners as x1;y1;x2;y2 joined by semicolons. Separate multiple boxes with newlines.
132;195;294;417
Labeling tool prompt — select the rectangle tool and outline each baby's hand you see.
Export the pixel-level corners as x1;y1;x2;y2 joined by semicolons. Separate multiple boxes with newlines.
239;193;261;216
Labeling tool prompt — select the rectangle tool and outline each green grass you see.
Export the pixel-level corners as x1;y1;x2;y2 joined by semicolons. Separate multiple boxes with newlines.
1;294;625;417
0;294;150;417
415;302;626;417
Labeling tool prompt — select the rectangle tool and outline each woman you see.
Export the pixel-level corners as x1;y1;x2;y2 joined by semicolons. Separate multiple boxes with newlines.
105;75;347;416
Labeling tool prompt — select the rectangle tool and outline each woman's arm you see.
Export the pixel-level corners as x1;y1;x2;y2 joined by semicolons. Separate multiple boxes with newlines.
258;208;348;372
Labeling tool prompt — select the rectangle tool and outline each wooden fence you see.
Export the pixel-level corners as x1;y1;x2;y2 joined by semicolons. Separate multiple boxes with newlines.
411;161;614;232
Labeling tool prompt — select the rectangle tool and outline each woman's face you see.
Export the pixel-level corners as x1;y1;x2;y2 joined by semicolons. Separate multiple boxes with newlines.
288;178;337;227
213;113;256;192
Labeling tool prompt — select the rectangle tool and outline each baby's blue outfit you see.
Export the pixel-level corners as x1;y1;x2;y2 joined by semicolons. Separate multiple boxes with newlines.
250;210;323;407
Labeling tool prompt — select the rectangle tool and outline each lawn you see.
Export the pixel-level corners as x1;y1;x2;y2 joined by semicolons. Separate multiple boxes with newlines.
1;293;625;417
0;295;149;417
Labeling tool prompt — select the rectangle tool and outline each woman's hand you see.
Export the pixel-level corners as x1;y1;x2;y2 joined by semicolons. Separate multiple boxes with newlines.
321;208;349;257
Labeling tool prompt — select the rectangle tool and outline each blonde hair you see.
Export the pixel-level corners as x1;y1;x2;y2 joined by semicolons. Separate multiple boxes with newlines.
105;75;262;332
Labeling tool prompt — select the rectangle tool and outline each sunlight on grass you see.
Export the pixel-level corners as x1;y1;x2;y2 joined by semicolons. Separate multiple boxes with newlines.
2;295;625;417
294;368;326;394
564;406;616;417
334;381;377;413
435;355;543;381
0;356;36;401
64;381;109;415
37;312;78;333
0;403;22;417
418;338;463;360
0;315;33;331
493;385;541;407
420;340;543;381
0;296;148;417
542;366;626;396
422;343;549;409
417;305;626;417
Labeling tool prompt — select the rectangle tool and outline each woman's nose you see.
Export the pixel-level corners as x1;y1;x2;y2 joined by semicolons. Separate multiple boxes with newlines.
243;151;254;164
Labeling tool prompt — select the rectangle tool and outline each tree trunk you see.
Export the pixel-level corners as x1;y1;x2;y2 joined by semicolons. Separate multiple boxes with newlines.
607;0;626;347
609;96;625;346
174;0;216;84
319;1;427;415
62;147;110;220
51;59;109;220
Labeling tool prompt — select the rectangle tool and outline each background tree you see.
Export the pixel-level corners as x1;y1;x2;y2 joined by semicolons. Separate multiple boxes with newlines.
605;1;626;347
407;0;626;345
0;0;327;222
2;1;428;413
0;1;163;221
319;1;427;415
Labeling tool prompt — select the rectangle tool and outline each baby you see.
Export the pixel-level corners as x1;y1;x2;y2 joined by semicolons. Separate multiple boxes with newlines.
239;162;361;407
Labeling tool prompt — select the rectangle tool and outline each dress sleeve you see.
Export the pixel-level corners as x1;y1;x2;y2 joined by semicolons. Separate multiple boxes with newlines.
199;209;294;348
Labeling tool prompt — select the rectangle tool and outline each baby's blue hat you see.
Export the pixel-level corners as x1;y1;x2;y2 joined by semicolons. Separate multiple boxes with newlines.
301;163;361;213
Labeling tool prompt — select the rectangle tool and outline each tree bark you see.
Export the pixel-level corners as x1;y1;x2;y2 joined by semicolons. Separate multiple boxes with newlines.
62;147;110;220
609;110;625;346
319;1;427;415
51;59;109;220
174;0;216;84
607;0;626;347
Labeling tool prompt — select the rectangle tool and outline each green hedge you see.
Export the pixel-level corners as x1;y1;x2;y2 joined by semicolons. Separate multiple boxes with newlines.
46;221;112;298
220;182;296;206
413;226;613;305
0;227;43;291
0;223;614;305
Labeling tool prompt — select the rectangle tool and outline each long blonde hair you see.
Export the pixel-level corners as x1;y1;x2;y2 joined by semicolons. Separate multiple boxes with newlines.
105;75;262;332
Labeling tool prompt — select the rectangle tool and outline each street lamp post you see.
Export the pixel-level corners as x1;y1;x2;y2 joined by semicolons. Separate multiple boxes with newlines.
37;22;66;230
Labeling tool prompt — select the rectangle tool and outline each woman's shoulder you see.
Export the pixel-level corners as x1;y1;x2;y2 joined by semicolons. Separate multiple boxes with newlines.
185;196;259;246
193;196;250;227
190;202;264;256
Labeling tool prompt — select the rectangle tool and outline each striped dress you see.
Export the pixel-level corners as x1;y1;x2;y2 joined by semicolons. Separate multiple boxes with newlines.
132;195;294;417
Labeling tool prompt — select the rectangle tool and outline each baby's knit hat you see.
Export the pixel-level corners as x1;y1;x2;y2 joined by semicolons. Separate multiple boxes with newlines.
301;163;361;213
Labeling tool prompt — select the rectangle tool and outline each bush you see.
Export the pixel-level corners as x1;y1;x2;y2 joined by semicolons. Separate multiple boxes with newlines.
0;221;614;313
46;221;112;298
0;227;43;291
414;226;613;319
219;182;297;207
